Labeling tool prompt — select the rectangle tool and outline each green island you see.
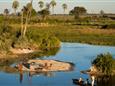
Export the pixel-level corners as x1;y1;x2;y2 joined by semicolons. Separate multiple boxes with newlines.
92;53;115;75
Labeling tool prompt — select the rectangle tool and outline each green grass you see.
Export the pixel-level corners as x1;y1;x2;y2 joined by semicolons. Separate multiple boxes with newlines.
27;25;115;46
92;53;115;75
0;24;61;55
1;15;115;48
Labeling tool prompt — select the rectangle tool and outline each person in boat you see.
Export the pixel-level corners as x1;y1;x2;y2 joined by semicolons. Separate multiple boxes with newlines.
84;79;90;85
72;78;84;85
84;79;91;86
79;78;83;83
78;77;84;85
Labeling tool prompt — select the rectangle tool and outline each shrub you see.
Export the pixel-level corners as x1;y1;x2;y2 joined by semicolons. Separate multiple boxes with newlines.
92;53;114;75
26;29;60;50
0;25;15;52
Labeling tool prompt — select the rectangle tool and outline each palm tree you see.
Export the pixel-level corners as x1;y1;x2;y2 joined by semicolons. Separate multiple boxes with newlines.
22;0;33;37
50;0;56;14
46;3;50;10
24;2;33;36
3;8;9;26
21;8;24;36
38;0;44;10
12;0;19;15
62;3;67;14
4;9;9;16
100;10;105;17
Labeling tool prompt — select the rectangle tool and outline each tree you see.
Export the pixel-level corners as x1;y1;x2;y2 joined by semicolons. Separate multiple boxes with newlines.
50;0;56;14
3;9;9;28
21;0;33;37
46;3;50;10
69;9;74;15
38;0;44;10
4;9;9;16
100;10;105;17
70;6;87;19
62;3;67;14
38;8;50;20
12;0;19;15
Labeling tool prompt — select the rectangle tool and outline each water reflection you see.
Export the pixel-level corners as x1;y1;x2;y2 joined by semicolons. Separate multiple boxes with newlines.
19;71;55;84
96;75;115;86
87;74;115;86
19;71;23;84
0;47;60;69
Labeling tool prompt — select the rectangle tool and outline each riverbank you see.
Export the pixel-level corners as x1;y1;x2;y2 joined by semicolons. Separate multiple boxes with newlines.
0;24;61;59
24;25;115;46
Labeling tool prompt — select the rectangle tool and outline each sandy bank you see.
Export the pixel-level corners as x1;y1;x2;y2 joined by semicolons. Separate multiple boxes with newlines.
18;60;74;72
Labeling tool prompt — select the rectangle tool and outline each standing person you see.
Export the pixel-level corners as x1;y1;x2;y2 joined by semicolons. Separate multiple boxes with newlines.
18;63;23;83
18;63;23;72
91;76;95;86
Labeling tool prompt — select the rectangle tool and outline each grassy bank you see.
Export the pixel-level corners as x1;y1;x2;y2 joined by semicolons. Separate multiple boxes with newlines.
0;24;60;56
1;15;115;46
24;25;115;46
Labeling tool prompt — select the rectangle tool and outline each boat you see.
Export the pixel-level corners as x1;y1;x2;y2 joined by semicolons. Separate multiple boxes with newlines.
72;79;92;86
72;79;84;85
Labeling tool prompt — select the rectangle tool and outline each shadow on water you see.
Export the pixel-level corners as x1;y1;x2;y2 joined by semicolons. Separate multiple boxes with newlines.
96;75;115;86
19;71;55;84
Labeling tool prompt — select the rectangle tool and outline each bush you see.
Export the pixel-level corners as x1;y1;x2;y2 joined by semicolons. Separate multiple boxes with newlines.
101;24;115;29
0;24;61;54
0;25;15;52
92;53;114;75
26;29;60;50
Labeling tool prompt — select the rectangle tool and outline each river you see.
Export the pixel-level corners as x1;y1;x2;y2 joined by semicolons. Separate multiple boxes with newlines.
0;43;115;86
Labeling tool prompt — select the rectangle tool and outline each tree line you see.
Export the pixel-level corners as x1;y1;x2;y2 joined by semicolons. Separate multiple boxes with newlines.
4;0;68;15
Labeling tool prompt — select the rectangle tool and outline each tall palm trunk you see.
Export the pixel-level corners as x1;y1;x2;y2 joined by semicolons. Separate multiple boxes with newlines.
23;11;29;37
63;9;65;14
14;9;16;15
52;7;54;14
21;11;24;36
23;0;33;37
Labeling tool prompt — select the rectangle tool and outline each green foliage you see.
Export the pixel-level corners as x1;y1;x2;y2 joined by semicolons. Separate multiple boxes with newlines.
70;6;87;19
38;9;50;20
50;0;56;14
101;24;115;29
0;23;60;54
31;9;37;17
92;53;114;75
12;0;19;10
13;36;31;49
26;28;60;50
0;16;4;23
38;1;44;10
0;25;15;52
12;0;19;15
50;0;56;7
4;9;9;16
62;3;67;13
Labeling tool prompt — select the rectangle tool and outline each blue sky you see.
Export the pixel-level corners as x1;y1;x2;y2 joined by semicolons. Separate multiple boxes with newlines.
0;0;115;14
